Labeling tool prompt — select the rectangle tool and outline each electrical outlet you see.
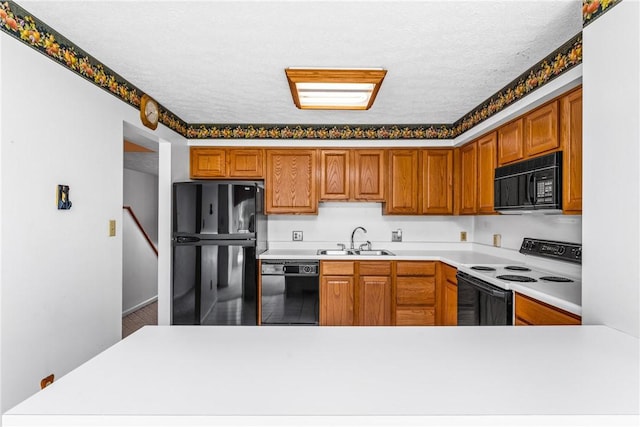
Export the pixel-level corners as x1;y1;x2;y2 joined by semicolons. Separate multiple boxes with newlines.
391;229;403;242
460;231;467;242
109;220;116;237
493;234;502;247
292;231;303;241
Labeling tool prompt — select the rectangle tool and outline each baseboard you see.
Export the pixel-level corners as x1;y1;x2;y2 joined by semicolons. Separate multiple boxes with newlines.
122;296;158;317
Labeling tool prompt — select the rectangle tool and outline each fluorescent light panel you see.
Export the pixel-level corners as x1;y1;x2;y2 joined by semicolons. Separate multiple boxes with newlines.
285;68;387;110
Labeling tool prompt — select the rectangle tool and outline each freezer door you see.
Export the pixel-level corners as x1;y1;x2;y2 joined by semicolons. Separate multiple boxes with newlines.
173;182;258;237
172;242;257;325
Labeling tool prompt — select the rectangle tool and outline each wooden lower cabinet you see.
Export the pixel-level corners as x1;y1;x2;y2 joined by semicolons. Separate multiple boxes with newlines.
320;261;355;326
358;261;392;326
359;275;392;326
441;263;458;326
320;261;392;326
514;293;581;326
321;276;355;326
394;261;436;326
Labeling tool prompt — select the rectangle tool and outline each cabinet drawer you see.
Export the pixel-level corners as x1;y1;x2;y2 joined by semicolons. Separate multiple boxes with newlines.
442;263;457;284
359;261;391;276
321;261;355;276
396;277;435;305
396;261;436;276
395;308;435;326
514;293;581;325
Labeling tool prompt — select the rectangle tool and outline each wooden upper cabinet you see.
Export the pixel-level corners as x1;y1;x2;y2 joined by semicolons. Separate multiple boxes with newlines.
561;87;582;214
228;149;263;178
353;150;385;201
385;150;419;214
477;132;497;214
320;150;350;200
190;147;264;179
265;149;318;214
190;147;226;178
459;142;477;214
524;100;559;157
497;118;524;166
421;149;453;214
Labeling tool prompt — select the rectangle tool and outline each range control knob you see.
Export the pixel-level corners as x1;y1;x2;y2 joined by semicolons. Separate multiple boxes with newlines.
575;248;582;259
557;246;566;255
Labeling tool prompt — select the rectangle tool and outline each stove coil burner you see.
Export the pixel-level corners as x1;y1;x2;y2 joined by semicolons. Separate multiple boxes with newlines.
505;266;531;272
496;275;537;282
470;266;496;271
539;276;574;283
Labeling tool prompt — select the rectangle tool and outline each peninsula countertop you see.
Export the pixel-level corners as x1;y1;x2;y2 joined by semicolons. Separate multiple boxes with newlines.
4;326;638;426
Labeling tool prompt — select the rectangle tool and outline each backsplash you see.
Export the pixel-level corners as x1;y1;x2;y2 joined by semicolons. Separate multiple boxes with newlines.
268;202;474;246
268;203;582;255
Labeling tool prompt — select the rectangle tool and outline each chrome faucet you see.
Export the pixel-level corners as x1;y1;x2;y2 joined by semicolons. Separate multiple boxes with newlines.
350;226;367;250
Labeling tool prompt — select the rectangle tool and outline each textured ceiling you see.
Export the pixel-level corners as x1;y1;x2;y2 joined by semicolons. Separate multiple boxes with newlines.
18;0;582;126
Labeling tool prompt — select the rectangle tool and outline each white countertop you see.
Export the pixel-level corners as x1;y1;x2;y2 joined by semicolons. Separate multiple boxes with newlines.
260;248;582;314
4;326;638;426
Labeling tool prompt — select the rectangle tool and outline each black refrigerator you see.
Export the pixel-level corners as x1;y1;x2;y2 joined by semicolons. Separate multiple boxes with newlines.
172;181;267;325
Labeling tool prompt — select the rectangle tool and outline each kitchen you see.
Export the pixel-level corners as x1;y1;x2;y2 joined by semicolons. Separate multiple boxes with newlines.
0;0;638;425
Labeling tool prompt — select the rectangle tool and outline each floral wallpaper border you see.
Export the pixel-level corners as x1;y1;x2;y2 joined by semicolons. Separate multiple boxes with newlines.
1;1;596;140
582;0;622;27
0;1;188;135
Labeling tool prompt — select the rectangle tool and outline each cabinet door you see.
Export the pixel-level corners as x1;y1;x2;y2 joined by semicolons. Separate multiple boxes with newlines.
477;132;497;214
385;150;419;214
320;150;350;200
266;149;318;214
421;149;453;214
321;276;355;326
561;88;582;214
228;149;263;178
498;118;524;165
514;293;581;326
353;150;385;201
444;282;458;326
524;100;559;157
459;142;477;214
440;263;457;326
190;147;226;178
359;275;391;326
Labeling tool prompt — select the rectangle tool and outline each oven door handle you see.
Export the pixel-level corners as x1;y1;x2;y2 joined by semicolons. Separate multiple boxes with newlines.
458;273;510;298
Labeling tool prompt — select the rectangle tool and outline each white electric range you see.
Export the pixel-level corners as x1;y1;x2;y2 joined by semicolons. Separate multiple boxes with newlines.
456;238;582;322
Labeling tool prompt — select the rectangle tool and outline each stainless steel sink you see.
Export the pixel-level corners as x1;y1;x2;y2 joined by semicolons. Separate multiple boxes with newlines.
317;249;355;255
317;249;395;256
353;249;395;256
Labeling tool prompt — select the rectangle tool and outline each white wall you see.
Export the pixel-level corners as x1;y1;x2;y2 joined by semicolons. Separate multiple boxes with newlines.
123;168;158;245
122;211;158;315
0;34;187;412
582;1;640;337
268;202;474;249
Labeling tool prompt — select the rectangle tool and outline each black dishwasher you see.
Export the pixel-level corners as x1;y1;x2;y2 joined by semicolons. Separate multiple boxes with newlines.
261;260;319;325
457;272;513;326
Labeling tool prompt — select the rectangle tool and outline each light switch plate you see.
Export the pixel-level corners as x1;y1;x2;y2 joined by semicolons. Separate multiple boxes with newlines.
392;230;402;242
493;234;501;247
292;231;303;241
109;220;116;237
460;231;467;242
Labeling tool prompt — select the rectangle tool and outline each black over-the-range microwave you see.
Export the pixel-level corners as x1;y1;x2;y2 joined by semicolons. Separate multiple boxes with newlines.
494;151;562;214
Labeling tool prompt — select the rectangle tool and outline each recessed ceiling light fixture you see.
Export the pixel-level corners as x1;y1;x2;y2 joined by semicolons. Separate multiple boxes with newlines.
285;68;387;110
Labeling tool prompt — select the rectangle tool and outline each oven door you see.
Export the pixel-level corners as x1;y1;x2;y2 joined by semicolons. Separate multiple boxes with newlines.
457;272;513;326
261;268;319;325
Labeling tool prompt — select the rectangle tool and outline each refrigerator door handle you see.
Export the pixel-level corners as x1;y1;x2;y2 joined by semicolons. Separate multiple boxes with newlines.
175;236;201;244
